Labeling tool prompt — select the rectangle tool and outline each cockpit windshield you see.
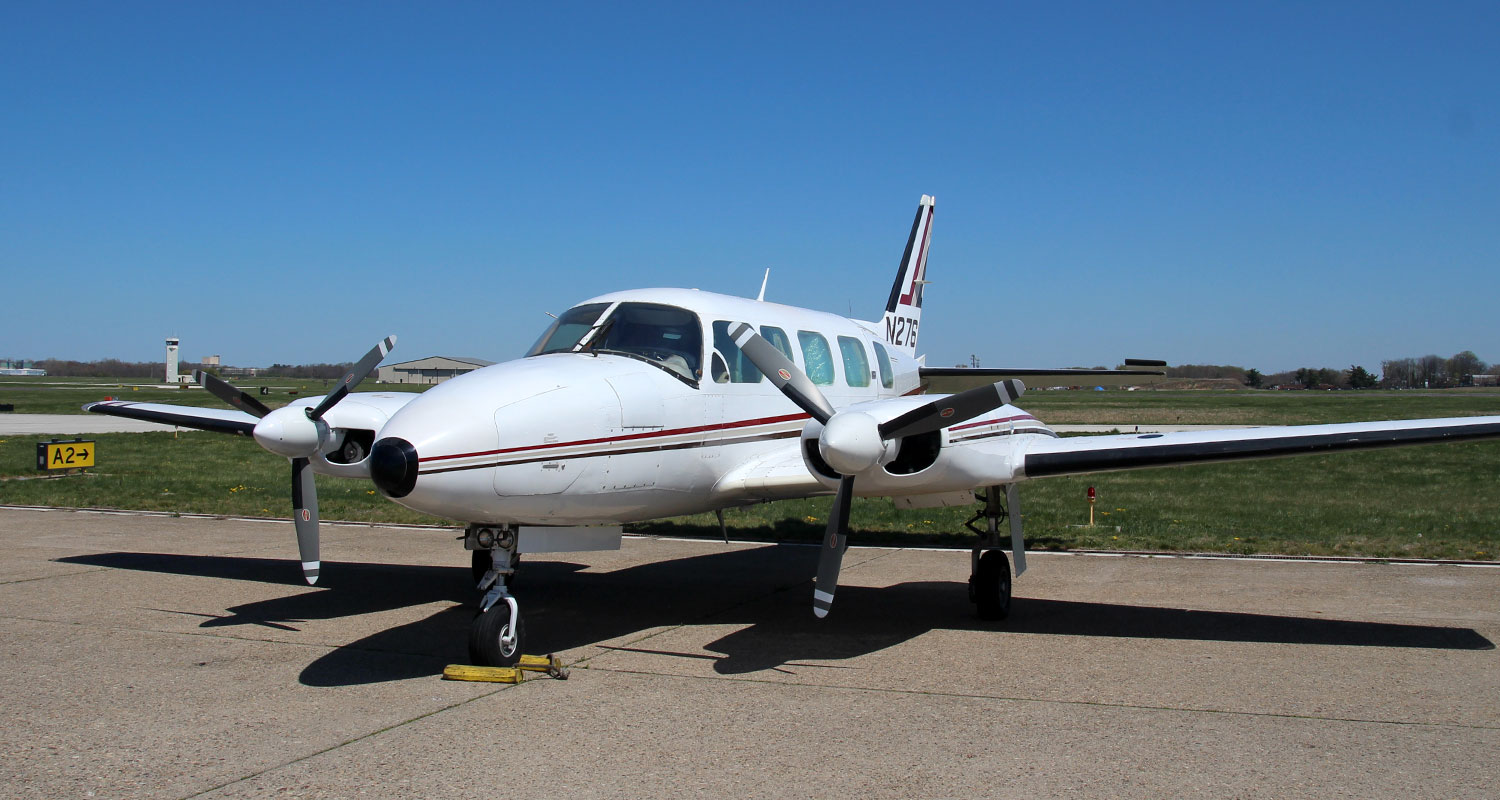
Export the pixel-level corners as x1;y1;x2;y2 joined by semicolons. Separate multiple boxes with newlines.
527;303;609;357
586;302;702;381
526;301;704;383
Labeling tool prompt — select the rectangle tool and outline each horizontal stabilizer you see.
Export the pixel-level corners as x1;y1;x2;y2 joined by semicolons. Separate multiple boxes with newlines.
921;364;1166;393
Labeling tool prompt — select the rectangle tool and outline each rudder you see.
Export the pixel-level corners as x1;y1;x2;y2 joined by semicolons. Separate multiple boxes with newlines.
880;194;935;356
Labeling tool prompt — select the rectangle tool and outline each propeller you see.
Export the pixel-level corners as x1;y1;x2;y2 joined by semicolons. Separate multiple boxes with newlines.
194;335;396;584
197;370;273;419
729;323;1022;617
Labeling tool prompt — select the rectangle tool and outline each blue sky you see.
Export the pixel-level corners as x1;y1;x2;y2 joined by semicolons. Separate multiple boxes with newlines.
3;1;1496;374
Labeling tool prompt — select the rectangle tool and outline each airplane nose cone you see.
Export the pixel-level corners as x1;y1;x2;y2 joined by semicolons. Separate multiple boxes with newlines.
369;437;419;498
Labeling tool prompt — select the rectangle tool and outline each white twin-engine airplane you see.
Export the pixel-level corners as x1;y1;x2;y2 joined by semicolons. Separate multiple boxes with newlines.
88;195;1500;667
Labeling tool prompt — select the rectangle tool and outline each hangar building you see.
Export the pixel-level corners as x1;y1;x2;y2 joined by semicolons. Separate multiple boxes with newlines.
378;356;495;385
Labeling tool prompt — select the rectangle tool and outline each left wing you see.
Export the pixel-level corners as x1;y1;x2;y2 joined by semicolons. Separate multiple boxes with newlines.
84;400;259;435
1019;416;1500;478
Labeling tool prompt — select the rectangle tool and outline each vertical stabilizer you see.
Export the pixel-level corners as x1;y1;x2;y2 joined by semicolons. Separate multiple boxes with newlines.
880;195;935;356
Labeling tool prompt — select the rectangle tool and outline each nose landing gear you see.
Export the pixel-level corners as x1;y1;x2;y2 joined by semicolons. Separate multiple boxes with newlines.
466;524;525;667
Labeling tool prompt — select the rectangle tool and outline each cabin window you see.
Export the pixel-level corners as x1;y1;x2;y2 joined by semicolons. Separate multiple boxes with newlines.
838;336;870;387
711;321;764;384
872;341;894;388
585;302;703;381
760;326;796;363
797;331;835;386
527;303;610;356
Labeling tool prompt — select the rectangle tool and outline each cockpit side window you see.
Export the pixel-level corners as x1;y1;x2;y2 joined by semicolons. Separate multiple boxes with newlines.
527;303;610;357
589;302;703;381
797;331;835;386
871;341;894;389
838;336;871;387
711;321;764;384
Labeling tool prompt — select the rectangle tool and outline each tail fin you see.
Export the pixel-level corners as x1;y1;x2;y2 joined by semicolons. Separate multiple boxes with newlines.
880;194;935;356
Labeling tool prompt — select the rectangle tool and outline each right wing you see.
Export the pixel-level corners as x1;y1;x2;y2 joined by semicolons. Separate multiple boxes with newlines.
1019;415;1500;478
83;400;259;436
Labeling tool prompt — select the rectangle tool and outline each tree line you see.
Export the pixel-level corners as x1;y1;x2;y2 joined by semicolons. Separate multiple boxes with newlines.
22;359;354;380
1167;350;1492;389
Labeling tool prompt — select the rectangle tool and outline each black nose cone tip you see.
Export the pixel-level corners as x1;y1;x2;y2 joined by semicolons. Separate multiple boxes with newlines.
370;437;419;498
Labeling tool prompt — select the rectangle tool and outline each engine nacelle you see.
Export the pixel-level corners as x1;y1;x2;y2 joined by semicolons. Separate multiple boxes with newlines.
798;398;1031;495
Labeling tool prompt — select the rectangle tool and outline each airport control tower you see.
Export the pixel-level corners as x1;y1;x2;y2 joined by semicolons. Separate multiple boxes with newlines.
165;337;180;384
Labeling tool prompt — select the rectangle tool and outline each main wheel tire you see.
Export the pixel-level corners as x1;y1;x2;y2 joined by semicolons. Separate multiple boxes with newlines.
971;549;1012;621
468;604;526;667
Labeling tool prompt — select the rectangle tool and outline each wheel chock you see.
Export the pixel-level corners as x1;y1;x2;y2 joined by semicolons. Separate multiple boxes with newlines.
442;654;569;683
516;653;570;679
443;664;523;683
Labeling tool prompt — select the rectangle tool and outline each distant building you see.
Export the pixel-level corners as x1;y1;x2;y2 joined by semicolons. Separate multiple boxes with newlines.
377;356;495;384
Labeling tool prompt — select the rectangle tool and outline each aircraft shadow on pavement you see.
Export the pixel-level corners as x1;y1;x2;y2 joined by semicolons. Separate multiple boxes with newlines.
59;548;1494;686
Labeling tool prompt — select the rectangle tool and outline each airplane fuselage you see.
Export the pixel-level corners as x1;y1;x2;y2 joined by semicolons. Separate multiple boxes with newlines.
367;288;1051;525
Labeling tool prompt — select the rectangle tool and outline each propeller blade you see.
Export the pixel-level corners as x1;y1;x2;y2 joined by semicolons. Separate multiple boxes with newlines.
308;335;397;421
195;370;272;418
729;323;836;425
1007;483;1027;576
813;475;855;618
290;457;320;584
878;379;1026;440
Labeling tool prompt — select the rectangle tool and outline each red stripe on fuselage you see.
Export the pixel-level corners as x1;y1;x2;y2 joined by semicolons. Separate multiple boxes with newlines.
419;411;810;464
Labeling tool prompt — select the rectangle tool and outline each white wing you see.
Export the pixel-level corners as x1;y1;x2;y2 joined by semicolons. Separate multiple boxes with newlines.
84;400;259;435
1019;416;1500;479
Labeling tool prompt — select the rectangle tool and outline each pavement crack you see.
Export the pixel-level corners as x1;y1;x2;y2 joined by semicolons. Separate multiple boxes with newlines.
583;664;1500;733
176;683;520;800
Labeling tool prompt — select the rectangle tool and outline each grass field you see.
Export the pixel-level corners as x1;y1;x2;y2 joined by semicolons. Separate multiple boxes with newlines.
0;377;424;415
2;386;1497;560
1019;388;1500;425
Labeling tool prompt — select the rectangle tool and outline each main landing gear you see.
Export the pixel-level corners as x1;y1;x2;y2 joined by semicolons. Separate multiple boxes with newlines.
965;485;1021;620
466;524;525;667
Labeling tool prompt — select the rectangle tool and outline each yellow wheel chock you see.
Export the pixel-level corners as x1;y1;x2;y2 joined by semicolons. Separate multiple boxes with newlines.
443;654;570;683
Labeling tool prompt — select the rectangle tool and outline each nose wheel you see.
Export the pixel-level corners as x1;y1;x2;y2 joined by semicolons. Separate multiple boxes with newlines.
469;596;526;667
466;524;525;667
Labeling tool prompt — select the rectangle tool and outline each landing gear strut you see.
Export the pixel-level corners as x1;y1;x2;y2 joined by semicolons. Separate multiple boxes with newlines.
465;524;525;666
966;486;1019;620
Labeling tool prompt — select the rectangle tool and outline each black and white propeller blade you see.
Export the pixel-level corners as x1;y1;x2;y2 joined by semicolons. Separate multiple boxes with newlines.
195;370;272;418
291;457;321;584
729;323;836;425
813;475;855;618
878;379;1024;440
196;337;396;585
308;336;396;421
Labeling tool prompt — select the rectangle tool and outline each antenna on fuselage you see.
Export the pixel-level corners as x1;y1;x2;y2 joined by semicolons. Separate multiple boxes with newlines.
756;268;770;302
